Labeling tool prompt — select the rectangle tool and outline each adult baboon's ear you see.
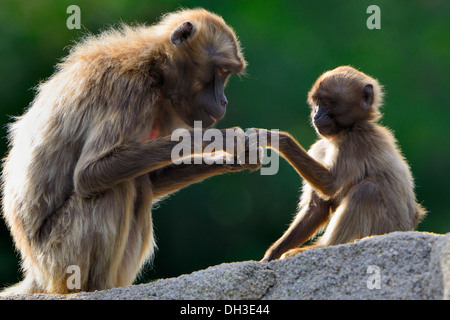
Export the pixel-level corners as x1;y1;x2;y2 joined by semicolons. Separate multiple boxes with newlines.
170;21;195;46
362;84;374;109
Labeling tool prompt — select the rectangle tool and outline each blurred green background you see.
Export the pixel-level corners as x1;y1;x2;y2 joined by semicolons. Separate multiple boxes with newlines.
0;0;449;288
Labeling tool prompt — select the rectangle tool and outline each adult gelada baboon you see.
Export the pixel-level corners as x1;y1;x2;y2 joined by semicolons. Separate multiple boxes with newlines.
251;66;426;262
1;8;255;295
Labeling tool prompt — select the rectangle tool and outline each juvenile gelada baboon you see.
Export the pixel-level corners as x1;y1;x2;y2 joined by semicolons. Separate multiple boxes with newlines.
251;66;426;262
1;8;254;295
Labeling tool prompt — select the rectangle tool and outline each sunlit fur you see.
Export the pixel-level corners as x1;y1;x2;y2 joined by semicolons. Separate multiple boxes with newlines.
1;8;246;295
308;66;384;121
261;66;426;262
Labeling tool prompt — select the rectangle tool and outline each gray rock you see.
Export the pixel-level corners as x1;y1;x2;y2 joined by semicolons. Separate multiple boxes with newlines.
1;231;448;300
75;261;276;300
264;231;447;299
438;232;450;299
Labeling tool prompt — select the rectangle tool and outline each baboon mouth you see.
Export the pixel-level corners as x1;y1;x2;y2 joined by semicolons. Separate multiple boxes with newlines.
203;108;223;124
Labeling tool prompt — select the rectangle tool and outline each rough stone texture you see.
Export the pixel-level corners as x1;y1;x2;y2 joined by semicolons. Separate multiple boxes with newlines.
264;231;447;299
1;231;448;300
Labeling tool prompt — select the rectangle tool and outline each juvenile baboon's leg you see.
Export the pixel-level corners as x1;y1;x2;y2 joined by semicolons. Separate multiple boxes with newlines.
317;180;389;246
261;191;331;262
280;243;323;259
281;181;390;259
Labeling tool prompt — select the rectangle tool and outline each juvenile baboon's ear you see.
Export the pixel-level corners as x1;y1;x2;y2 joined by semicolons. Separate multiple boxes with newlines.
170;21;195;46
362;84;374;109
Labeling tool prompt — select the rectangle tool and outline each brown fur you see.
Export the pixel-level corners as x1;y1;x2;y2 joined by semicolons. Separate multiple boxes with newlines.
1;8;251;295
259;66;426;262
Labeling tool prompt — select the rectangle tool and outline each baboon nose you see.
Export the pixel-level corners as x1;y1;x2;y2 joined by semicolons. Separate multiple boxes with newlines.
220;97;228;106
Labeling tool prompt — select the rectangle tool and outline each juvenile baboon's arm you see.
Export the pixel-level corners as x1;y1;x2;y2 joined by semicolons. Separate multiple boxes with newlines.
263;131;337;199
261;191;331;262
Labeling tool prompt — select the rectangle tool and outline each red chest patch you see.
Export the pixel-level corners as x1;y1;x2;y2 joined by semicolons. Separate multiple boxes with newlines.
148;129;159;140
141;128;160;142
148;128;160;140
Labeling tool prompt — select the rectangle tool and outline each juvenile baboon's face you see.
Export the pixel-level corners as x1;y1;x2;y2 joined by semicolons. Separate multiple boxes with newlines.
307;66;380;138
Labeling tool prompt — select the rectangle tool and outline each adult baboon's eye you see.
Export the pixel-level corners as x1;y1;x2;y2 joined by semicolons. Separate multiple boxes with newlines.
321;100;331;108
217;67;229;76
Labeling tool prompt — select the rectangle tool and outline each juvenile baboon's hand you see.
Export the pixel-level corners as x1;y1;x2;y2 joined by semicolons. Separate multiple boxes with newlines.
238;129;264;171
260;249;281;262
220;127;262;171
234;147;263;172
225;148;262;172
261;247;302;262
244;128;280;148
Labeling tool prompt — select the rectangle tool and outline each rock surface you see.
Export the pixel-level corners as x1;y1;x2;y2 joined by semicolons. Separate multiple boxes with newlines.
2;231;449;300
